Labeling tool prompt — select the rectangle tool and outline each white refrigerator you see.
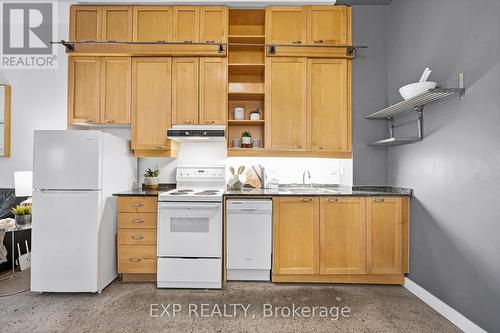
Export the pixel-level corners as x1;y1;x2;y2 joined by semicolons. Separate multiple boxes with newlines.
31;130;136;293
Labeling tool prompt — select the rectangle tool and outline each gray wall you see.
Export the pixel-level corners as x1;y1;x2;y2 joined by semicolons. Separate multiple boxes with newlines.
351;6;390;185
386;0;500;331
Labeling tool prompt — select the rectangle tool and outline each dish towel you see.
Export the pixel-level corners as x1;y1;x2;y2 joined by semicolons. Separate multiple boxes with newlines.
0;230;8;263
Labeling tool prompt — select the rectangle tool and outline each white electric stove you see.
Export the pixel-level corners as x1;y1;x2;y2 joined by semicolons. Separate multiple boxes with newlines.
157;165;225;289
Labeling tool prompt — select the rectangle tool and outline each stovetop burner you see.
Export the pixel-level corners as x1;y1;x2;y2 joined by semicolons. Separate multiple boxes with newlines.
194;191;218;195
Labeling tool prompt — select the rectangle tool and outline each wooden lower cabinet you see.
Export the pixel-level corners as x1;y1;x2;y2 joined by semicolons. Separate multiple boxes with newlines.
320;197;365;275
116;196;158;281
272;196;408;284
273;197;319;275
366;197;402;275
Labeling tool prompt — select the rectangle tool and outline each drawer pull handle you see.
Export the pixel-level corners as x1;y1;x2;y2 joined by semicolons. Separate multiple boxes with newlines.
316;146;324;150
183;120;193;124
374;198;385;202
131;235;144;240
292;40;302;44
84;119;95;123
128;258;142;262
104;119;115;124
155;145;166;149
301;198;312;202
327;198;338;202
131;219;144;224
314;39;324;44
130;202;144;207
292;145;302;149
205;120;215;124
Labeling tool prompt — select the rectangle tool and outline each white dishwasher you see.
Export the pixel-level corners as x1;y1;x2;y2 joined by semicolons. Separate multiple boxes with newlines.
226;199;272;281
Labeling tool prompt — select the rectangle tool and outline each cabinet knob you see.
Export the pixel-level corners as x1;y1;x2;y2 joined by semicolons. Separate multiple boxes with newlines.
301;198;312;202
131;235;144;240
130;202;144;207
314;40;324;44
374;198;385;203
128;258;142;263
131;219;144;224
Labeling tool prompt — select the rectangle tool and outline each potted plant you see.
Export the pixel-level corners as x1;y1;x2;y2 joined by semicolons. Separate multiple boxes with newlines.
241;131;252;148
11;205;32;226
144;168;160;189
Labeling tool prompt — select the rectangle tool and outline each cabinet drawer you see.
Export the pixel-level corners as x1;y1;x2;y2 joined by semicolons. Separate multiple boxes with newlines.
118;245;157;273
117;196;157;213
118;212;157;229
118;228;156;245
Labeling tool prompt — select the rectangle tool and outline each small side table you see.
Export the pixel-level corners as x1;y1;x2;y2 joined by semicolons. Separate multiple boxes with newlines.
0;224;32;282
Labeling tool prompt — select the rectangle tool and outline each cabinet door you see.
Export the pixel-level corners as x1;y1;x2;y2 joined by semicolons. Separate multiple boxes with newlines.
69;6;101;42
173;6;200;42
68;57;100;124
320;197;366;275
101;6;132;42
308;59;350;152
200;6;228;43
367;197;402;274
100;57;131;124
265;6;306;44
266;57;307;150
199;57;227;125
131;58;172;151
172;58;199;125
273;197;319;275
307;6;348;45
133;6;172;42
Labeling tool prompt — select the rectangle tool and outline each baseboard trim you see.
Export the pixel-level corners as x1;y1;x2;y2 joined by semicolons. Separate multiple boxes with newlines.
404;278;486;333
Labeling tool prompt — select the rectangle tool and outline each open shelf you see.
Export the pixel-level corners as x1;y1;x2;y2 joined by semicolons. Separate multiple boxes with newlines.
228;63;265;75
228;120;265;126
228;92;265;101
229;35;265;44
367;88;465;119
369;136;423;147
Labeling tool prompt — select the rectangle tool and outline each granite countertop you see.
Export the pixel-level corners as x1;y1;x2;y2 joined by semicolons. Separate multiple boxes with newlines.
224;185;413;197
114;184;175;196
114;184;412;197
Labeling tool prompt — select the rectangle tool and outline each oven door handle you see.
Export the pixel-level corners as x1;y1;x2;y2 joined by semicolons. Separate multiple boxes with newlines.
158;203;222;210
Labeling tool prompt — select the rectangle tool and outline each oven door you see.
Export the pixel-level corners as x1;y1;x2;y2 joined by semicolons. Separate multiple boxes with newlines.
158;202;222;258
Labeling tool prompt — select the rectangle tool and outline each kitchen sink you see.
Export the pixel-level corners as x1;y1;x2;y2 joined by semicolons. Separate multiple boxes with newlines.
280;187;341;195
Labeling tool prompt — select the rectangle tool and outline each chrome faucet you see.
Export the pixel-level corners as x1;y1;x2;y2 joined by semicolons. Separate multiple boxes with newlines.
302;170;311;185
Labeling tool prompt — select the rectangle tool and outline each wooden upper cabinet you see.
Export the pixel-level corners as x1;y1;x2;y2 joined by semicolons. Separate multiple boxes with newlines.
307;6;348;45
265;6;306;44
367;197;403;275
101;6;133;42
273;197;319;275
68;57;100;124
100;57;131;124
266;57;307;150
308;59;350;152
320;197;366;275
133;6;172;42
172;58;199;125
70;6;101;41
131;58;172;151
199;58;227;125
200;6;228;43
173;6;200;42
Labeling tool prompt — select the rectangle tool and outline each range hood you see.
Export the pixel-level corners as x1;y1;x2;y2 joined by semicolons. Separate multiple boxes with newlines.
167;125;226;143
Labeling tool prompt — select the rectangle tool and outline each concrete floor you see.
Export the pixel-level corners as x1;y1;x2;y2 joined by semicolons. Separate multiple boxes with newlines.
0;271;460;333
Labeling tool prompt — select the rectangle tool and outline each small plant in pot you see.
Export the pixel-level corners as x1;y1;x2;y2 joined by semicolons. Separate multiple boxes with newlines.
12;205;32;226
241;131;252;148
144;168;160;190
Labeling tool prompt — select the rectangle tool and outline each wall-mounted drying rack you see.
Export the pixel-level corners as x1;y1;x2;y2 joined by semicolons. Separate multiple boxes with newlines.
51;40;367;58
366;72;465;147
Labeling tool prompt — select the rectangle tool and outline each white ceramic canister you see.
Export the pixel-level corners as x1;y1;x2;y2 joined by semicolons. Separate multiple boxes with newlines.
234;107;245;120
